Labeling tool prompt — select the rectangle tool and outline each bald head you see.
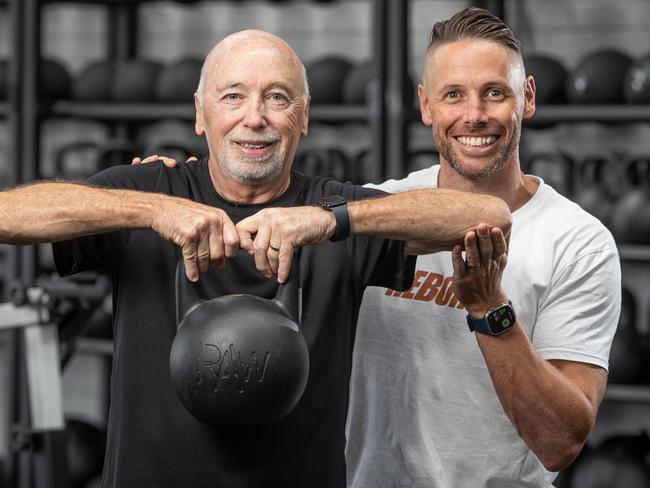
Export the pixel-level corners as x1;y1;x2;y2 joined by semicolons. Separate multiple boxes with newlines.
196;30;309;104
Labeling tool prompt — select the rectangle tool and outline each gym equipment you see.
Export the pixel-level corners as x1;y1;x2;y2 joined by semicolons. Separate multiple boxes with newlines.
54;139;140;180
623;52;650;103
170;257;309;425
72;61;115;102
610;156;650;244
342;60;416;107
66;418;106;488
306;56;353;104
40;59;71;100
525;151;574;197
573;155;616;228
156;57;203;103
111;59;163;102
570;431;650;488
0;59;7;100
608;287;645;384
524;54;567;104
567;49;633;104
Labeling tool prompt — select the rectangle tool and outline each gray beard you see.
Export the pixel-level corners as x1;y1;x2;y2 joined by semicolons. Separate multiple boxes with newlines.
217;149;285;185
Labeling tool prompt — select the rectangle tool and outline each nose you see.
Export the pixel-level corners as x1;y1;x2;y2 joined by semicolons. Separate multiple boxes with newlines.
463;94;489;126
242;97;267;130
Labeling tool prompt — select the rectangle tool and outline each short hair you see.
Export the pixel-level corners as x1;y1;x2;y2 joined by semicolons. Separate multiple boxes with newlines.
426;7;521;55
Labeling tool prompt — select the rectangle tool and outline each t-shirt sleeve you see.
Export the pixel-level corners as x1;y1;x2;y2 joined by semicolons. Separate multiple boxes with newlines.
532;240;621;370
325;180;416;291
52;164;163;277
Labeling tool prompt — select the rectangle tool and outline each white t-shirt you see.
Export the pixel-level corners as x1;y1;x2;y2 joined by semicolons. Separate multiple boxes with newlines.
346;165;621;488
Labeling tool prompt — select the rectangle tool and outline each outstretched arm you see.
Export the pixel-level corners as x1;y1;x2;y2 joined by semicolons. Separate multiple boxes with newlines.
236;188;511;282
0;181;239;281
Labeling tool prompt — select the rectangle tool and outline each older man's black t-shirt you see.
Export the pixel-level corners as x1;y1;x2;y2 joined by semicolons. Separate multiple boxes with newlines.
52;158;415;488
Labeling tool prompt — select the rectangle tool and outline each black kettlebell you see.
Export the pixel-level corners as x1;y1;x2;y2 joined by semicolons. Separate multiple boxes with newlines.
573;155;616;228
170;257;309;425
570;431;650;488
525;151;574;197
610;156;650;244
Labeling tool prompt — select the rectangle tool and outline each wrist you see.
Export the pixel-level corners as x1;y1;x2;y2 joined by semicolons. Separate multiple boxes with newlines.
465;294;509;319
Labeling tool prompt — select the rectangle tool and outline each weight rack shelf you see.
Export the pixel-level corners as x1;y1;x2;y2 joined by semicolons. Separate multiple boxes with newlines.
49;101;369;123
618;245;650;262
604;384;650;403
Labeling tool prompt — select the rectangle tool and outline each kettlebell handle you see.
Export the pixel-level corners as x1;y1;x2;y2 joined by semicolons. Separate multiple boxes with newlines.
175;253;302;330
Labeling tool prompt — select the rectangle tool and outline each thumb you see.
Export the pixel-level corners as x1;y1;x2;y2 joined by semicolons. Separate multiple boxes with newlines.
236;216;257;255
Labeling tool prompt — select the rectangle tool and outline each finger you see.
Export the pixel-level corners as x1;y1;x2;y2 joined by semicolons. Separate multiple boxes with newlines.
236;217;256;255
464;231;479;268
252;224;273;278
196;225;211;275
476;224;493;263
276;243;295;284
157;157;179;168
132;157;142;165
267;240;281;278
186;156;198;162
181;244;199;282
139;154;160;164
451;244;465;277
222;217;240;259
491;227;508;258
208;220;225;270
497;252;508;271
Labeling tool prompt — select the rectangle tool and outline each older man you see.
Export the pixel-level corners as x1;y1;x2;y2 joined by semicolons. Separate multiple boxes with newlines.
345;8;621;488
0;30;509;487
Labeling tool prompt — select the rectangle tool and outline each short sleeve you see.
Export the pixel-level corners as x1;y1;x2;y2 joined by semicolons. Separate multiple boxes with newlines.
532;245;621;370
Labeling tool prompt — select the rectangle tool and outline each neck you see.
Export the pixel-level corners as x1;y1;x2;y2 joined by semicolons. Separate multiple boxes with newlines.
208;158;291;204
437;157;538;212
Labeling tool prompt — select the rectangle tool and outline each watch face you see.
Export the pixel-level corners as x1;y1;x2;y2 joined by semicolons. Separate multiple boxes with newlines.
486;305;516;335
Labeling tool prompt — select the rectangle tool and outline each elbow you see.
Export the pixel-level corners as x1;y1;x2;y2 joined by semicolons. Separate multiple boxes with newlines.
539;442;585;472
488;196;512;237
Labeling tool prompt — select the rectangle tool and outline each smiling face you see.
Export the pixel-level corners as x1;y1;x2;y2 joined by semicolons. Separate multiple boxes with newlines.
195;31;309;187
419;38;535;180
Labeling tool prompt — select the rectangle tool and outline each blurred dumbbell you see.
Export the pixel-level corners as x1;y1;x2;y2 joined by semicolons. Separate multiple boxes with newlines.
295;147;351;181
55;139;140;179
623;52;650;104
567;49;633;104
156;57;203;103
307;56;354;104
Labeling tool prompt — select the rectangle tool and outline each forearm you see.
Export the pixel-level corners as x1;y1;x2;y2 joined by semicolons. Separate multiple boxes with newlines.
348;189;511;253
0;181;157;244
478;324;596;471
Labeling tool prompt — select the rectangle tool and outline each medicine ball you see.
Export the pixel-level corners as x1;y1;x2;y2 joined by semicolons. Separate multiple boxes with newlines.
306;56;353;104
156;57;203;103
570;432;650;488
524;54;567;104
66;419;106;488
111;59;163;102
0;59;7;100
72;61;115;101
623;53;650;103
343;60;416;107
40;59;71;100
567;49;633;104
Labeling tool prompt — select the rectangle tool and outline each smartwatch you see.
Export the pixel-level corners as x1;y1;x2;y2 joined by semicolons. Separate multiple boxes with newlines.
466;301;516;336
319;195;350;242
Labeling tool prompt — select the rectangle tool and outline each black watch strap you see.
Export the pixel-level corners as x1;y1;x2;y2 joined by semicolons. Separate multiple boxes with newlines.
319;196;350;242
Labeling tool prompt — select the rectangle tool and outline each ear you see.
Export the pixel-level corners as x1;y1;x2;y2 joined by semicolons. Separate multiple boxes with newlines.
194;93;205;136
418;84;433;126
522;75;536;120
301;96;311;137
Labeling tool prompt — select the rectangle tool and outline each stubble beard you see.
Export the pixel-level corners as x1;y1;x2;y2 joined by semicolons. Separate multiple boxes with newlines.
217;135;286;185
